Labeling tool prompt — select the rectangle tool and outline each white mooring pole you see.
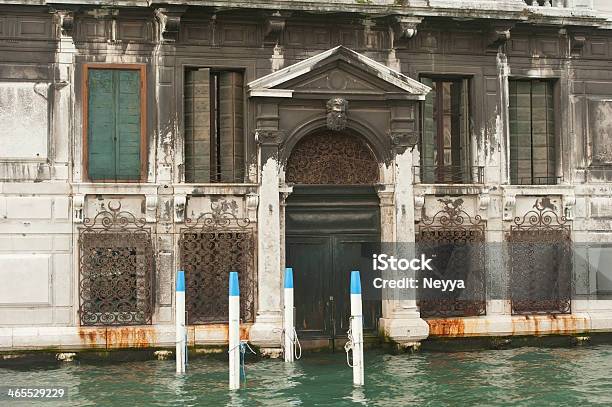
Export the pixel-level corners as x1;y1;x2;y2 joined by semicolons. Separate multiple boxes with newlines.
350;270;364;386
175;270;186;374
229;271;240;390
284;267;295;362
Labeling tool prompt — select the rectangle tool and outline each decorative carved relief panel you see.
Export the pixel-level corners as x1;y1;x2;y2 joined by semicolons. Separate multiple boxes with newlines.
285;132;379;185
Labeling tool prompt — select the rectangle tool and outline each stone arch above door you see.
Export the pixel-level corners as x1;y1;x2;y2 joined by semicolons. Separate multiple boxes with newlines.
285;131;379;185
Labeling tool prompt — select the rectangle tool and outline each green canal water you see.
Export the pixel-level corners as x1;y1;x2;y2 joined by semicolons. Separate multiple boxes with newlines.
2;345;612;406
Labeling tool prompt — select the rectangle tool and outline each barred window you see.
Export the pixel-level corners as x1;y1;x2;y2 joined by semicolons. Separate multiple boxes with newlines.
184;69;245;183
79;232;154;326
179;231;255;324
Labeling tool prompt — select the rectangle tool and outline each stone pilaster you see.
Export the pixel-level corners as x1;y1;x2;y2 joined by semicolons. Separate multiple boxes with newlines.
378;138;429;347
249;130;284;351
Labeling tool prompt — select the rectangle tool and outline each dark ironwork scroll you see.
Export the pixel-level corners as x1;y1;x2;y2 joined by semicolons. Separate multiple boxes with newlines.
78;201;154;326
285;132;379;185
417;198;487;318
508;197;572;315
179;200;255;324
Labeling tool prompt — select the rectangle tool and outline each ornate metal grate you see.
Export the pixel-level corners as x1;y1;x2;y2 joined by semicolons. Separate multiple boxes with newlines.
179;200;255;324
508;197;572;315
417;198;487;318
78;202;154;326
285;132;379;185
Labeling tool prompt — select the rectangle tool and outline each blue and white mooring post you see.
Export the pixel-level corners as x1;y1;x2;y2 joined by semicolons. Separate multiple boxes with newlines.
284;267;295;362
350;270;365;386
229;271;240;390
175;270;186;374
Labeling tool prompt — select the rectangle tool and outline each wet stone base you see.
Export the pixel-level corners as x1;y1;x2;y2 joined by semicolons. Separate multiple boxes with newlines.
2;333;612;366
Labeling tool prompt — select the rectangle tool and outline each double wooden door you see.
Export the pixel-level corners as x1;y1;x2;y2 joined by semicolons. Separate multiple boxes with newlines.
285;186;381;340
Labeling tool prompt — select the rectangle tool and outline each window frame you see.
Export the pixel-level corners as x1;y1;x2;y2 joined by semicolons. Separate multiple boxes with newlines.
507;78;560;186
419;74;473;184
82;63;147;183
182;66;248;185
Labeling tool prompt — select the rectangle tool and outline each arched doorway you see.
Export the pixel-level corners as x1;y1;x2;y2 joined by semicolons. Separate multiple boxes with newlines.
284;131;381;346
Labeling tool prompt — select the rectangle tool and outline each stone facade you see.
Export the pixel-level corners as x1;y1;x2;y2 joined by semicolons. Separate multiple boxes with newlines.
1;0;612;351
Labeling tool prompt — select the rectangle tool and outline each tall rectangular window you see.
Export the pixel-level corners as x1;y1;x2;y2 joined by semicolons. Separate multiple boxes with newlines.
85;66;145;182
421;77;471;184
184;69;244;183
509;80;557;185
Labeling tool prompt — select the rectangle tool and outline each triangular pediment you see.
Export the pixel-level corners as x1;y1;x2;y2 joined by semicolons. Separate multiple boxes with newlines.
247;46;430;100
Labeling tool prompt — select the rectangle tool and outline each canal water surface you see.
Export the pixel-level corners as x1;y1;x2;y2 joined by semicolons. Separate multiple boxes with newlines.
1;345;612;406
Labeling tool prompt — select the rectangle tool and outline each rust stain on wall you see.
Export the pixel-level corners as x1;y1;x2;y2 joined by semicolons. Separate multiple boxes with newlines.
194;323;251;343
511;315;589;336
427;319;466;336
77;327;107;347
106;327;157;349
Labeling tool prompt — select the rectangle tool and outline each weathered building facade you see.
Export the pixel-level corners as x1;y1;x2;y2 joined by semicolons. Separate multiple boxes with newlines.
1;0;612;352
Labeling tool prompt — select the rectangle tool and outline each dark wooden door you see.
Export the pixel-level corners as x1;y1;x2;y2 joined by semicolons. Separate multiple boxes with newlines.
285;186;381;340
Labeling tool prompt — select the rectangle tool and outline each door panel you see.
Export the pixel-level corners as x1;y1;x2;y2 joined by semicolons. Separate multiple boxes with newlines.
332;234;380;334
286;236;332;337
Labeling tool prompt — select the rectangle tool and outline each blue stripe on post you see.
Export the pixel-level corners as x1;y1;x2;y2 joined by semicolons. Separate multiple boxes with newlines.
350;270;361;295
229;271;240;297
176;270;185;292
284;267;294;289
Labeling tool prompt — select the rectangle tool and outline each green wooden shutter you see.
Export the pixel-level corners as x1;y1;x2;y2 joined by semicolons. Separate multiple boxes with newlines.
509;80;555;184
88;69;116;180
184;68;211;183
88;68;142;181
421;77;435;183
218;71;244;183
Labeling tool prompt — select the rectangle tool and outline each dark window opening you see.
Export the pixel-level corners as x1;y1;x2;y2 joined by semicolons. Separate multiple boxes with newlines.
420;77;474;184
184;69;245;183
509;80;558;185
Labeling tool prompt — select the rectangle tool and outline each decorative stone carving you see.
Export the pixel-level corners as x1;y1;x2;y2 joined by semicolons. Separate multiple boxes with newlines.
155;7;186;42
326;98;348;131
174;195;186;223
503;194;516;221
414;193;425;222
564;195;576;221
145;195;158;223
73;194;85;223
56;10;74;37
246;192;259;220
255;129;284;146
391;16;422;43
263;11;289;45
479;192;490;218
487;23;513;52
389;131;418;149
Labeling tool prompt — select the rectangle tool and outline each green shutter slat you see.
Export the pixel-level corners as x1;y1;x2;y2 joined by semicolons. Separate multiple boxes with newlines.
88;69;116;181
116;70;142;180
